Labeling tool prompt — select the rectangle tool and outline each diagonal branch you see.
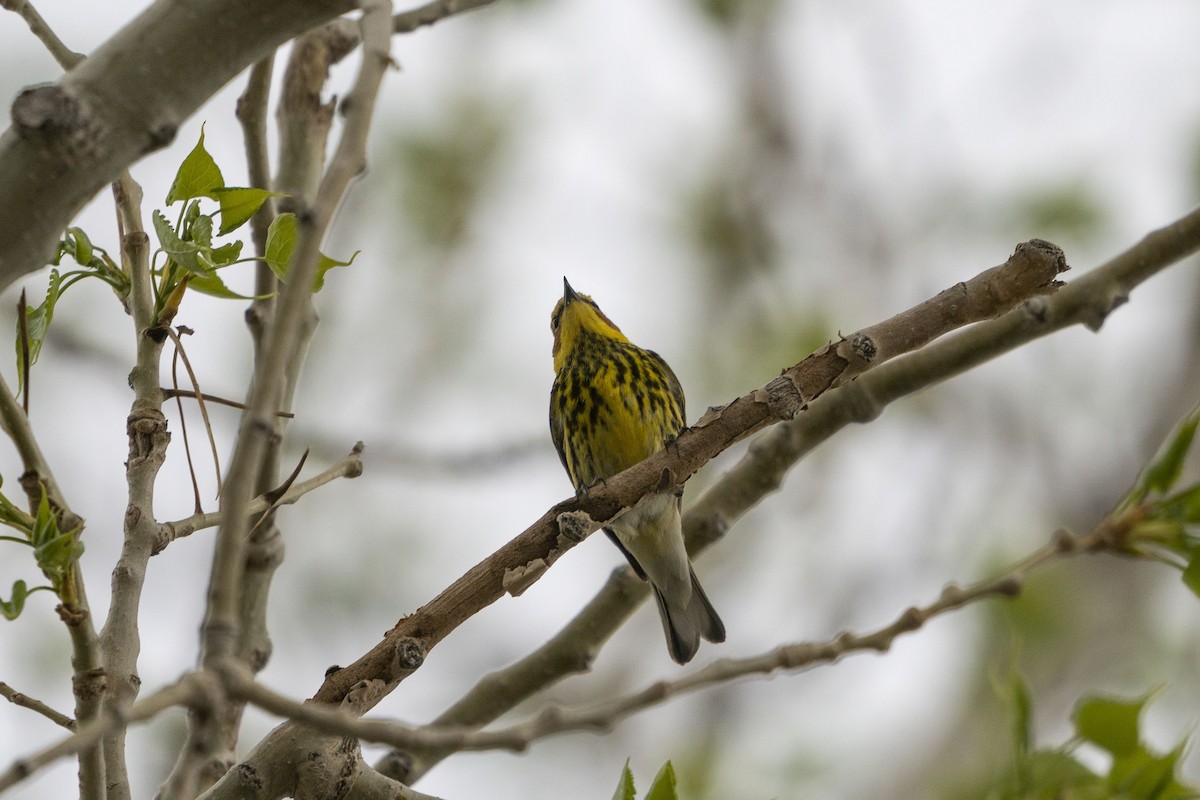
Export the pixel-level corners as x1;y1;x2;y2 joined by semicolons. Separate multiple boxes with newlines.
0;0;84;69
392;0;498;32
0;681;75;731
388;203;1200;781
0;674;211;794
197;517;1125;759
310;240;1069;708
419;524;1127;753
157;446;364;549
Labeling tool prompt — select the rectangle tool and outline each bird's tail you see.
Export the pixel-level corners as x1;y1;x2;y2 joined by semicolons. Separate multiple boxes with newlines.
654;566;725;665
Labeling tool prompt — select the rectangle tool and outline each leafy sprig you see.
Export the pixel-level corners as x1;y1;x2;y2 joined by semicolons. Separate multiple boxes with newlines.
611;760;681;800
0;485;82;620
19;125;359;382
1114;400;1200;598
993;672;1194;799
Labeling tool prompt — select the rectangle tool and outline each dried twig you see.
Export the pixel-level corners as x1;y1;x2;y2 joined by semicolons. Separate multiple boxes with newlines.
0;681;75;731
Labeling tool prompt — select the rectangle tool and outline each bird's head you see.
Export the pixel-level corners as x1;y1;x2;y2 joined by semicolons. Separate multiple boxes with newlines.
551;278;628;369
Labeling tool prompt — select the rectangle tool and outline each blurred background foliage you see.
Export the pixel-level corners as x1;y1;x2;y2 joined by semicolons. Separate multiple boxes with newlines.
2;0;1200;798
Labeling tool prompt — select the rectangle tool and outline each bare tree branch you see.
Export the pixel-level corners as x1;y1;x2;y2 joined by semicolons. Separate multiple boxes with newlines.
201;517;1126;760
0;500;1141;796
0;674;210;794
392;0;498;33
0;681;75;731
157;444;365;550
389;204;1200;781
307;239;1068;711
99;172;167;800
166;2;395;795
160;389;295;418
423;523;1131;752
235;56;278;259
0;0;84;69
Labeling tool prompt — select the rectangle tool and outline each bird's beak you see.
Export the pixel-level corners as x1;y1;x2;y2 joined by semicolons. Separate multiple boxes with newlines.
562;277;579;303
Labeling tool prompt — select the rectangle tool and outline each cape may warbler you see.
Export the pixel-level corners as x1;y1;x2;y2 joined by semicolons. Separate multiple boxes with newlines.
549;278;724;664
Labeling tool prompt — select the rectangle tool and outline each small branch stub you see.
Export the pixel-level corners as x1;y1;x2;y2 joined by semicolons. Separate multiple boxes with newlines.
391;638;426;673
757;375;806;422
11;84;100;164
848;332;877;365
554;509;593;543
12;84;84;140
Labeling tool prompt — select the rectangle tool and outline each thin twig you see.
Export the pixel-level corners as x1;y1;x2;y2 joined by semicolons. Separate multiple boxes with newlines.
0;352;74;518
162;388;295;418
448;533;1120;752
463;528;1123;755
392;0;497;33
158;444;364;550
312;240;1072;707
166;327;222;499
246;449;309;539
0;681;75;731
17;289;29;414
171;338;204;515
220;521;1123;759
0;675;209;794
235;56;278;259
0;0;84;69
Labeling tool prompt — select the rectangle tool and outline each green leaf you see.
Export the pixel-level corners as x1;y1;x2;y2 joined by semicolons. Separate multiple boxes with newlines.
0;580;30;620
187;272;262;301
1155;484;1200;524
644;761;678;800
312;249;360;292
51;229;129;296
0;489;34;533
1024;749;1103;795
166;125;224;205
211;241;244;267
211;187;280;235
30;488;56;549
610;759;635;800
1141;412;1200;496
996;668;1033;760
29;490;82;593
191;213;214;250
263;212;357;290
17;269;64;389
264;212;297;280
152;210;212;277
33;529;84;594
1074;695;1144;756
1108;745;1187;799
1182;555;1200;599
65;227;94;265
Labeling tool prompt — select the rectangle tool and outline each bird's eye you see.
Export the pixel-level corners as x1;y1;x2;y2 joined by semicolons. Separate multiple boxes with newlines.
550;316;560;331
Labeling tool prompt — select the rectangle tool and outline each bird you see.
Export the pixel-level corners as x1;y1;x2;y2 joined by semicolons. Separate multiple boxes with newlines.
549;277;724;663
